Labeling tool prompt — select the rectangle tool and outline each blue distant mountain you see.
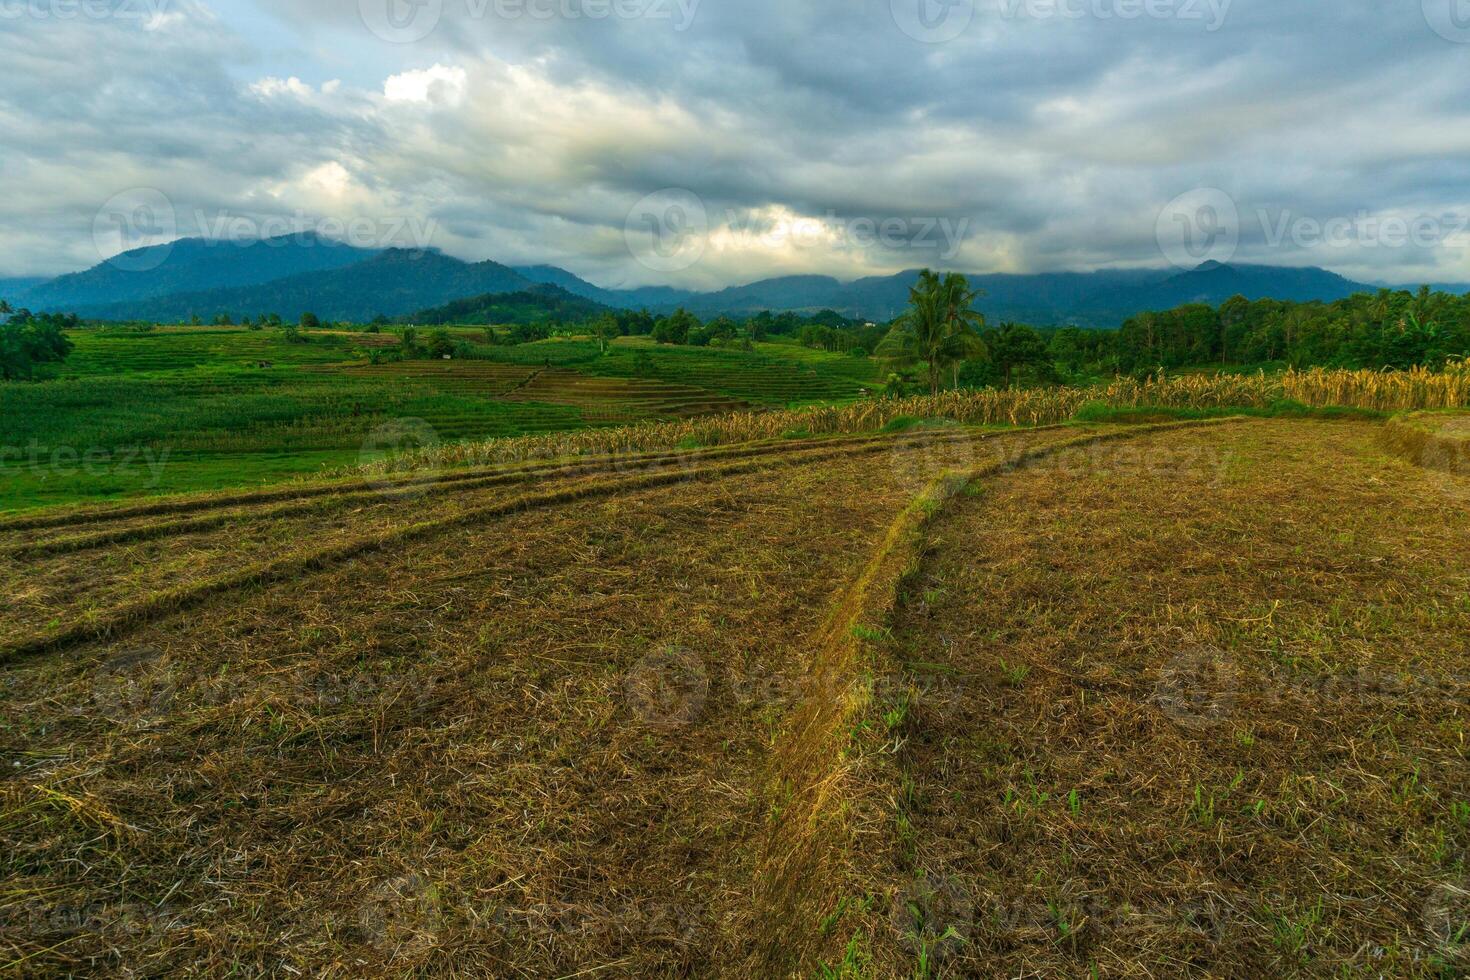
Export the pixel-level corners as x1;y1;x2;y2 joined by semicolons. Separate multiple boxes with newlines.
0;277;47;300
75;249;534;323
20;233;377;313
10;239;1419;327
526;261;1372;324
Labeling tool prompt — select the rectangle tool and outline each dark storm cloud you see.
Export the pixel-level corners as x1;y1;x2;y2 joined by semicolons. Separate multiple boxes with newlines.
1;0;1468;286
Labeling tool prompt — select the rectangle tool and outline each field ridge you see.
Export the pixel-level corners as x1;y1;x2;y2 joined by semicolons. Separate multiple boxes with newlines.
747;417;1248;974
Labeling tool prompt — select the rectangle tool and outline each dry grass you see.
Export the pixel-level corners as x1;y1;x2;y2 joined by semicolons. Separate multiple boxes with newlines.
742;420;1243;975
872;420;1470;977
0;429;1001;657
5;416;1467;977
358;361;1470;476
0;425;1069;977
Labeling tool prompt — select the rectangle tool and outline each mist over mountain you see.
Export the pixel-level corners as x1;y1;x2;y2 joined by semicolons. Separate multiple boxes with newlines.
11;241;1412;327
512;265;697;310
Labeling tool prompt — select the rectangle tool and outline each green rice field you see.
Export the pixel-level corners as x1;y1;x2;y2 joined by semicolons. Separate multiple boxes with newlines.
0;327;877;511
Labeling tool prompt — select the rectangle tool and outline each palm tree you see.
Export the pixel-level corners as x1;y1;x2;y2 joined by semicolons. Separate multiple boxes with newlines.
876;270;987;395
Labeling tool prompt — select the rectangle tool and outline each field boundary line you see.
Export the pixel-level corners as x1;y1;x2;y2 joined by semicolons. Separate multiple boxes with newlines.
2;427;1016;558
0;427;1053;664
1380;412;1470;477
0;425;1057;537
742;416;1249;975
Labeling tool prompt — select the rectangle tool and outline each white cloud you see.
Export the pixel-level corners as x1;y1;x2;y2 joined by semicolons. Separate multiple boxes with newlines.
383;65;469;105
249;76;316;100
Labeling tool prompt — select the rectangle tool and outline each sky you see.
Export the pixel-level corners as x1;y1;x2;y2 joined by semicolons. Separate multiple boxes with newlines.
2;0;1470;289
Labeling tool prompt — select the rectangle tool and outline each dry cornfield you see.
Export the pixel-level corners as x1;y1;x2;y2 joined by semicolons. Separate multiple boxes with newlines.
358;361;1470;475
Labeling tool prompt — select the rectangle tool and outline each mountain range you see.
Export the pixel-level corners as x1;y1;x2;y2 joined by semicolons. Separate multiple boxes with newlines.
1;235;1455;328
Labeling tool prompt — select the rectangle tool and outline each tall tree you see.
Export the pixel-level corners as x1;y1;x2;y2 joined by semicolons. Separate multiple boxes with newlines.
876;269;987;394
591;313;618;354
0;312;75;381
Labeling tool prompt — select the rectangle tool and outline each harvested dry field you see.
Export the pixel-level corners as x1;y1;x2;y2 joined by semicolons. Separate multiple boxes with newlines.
1;419;1467;978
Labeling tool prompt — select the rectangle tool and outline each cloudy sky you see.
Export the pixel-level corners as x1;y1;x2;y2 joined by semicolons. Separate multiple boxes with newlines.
3;0;1470;288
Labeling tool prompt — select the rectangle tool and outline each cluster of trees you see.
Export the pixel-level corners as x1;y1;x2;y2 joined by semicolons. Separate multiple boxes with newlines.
0;306;75;380
366;327;465;365
876;270;987;393
1112;288;1470;372
818;280;1470;393
557;306;877;352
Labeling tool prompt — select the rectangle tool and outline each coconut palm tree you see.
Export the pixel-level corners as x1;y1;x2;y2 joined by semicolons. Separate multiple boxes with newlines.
876;269;987;394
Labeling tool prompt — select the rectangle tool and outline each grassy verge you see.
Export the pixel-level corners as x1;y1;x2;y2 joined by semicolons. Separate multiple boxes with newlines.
1381;410;1470;476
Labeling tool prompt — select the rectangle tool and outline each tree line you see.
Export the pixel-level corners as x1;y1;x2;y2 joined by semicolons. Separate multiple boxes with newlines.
1110;287;1470;373
7;277;1468;390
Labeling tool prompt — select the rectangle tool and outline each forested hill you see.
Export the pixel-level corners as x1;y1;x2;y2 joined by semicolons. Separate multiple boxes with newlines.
407;285;610;325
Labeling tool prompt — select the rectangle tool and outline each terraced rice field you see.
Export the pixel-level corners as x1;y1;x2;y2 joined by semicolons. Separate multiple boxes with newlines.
1;327;856;509
486;337;874;405
334;361;753;427
3;418;1466;977
56;327;368;377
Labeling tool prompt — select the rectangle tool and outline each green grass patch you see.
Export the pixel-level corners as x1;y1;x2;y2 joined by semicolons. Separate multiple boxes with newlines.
1072;401;1386;425
1;325;881;511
